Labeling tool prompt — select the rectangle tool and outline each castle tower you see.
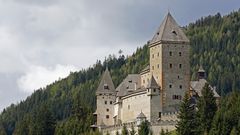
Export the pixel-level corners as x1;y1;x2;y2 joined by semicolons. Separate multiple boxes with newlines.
149;12;190;112
146;75;162;122
95;68;116;126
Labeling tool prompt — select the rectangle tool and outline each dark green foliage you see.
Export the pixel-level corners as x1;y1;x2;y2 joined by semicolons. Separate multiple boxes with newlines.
116;131;120;135
0;122;7;135
186;10;240;94
122;124;129;135
129;124;136;135
138;121;150;135
196;83;217;134
209;92;240;135
176;92;197;135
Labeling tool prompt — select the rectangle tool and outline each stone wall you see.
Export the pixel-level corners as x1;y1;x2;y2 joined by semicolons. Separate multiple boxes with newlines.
121;91;150;123
96;94;115;126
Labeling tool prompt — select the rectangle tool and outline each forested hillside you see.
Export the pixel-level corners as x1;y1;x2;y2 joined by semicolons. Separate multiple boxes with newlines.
0;10;240;134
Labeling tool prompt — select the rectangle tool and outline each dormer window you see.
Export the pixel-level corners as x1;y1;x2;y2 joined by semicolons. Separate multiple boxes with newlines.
104;84;109;90
172;30;177;35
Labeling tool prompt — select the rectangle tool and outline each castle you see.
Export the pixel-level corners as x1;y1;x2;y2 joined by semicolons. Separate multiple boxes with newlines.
92;13;220;134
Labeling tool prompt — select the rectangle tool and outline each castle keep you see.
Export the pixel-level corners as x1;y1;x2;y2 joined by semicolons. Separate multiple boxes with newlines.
92;13;220;134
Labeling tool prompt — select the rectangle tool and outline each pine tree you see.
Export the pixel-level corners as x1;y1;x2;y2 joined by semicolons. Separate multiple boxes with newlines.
138;121;150;135
197;83;217;134
230;127;237;135
176;92;197;135
0;122;6;135
122;124;129;135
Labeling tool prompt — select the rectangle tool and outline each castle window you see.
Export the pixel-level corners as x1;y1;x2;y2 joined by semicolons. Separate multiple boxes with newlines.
169;85;172;88
153;89;156;92
152;54;154;58
106;115;109;119
172;30;177;35
157;52;159;57
169;51;172;56
104;84;109;90
106;108;109;112
128;105;130;110
179;64;182;68
110;101;113;104
157;64;160;68
159;112;162;118
105;101;107;104
179;52;182;56
143;80;145;84
152;66;154;70
170;64;172;68
178;76;180;79
179;85;182;89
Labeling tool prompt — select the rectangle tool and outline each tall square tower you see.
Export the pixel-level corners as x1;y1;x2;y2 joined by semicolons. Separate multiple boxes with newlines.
149;13;190;112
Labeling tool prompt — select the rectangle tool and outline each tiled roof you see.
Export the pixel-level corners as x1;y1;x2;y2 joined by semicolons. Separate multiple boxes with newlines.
96;68;115;94
190;79;220;98
151;12;189;44
147;75;160;89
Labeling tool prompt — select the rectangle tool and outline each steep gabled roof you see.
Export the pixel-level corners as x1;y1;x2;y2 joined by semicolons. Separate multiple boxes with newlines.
151;12;189;44
96;68;115;94
147;75;160;89
190;79;220;98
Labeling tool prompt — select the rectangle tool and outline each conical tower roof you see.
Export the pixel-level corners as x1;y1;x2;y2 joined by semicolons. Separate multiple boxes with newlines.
96;68;115;94
147;75;160;89
151;12;189;44
198;65;205;73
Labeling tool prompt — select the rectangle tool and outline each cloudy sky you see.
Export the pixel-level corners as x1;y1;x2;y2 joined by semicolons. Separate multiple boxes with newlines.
0;0;239;111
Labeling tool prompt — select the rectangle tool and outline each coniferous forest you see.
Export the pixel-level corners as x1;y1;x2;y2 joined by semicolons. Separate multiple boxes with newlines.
0;9;240;135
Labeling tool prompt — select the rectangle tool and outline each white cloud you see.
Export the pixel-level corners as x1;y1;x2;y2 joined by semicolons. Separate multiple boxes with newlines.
17;64;79;93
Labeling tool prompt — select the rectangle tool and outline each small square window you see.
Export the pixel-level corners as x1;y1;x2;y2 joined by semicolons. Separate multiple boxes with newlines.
179;52;182;56
152;66;154;70
170;64;172;68
105;101;107;104
169;51;172;56
106;115;109;119
169;85;172;88
153;89;156;92
128;105;130;110
157;64;160;68
157;52;159;57
179;64;182;68
152;54;154;58
106;109;109;112
180;85;182;89
110;101;113;104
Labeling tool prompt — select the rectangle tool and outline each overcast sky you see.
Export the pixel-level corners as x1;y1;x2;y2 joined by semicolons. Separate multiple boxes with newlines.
0;0;239;111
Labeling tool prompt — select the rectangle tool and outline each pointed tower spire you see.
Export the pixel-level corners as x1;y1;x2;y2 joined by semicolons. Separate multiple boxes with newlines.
151;12;189;44
96;68;115;94
147;75;160;89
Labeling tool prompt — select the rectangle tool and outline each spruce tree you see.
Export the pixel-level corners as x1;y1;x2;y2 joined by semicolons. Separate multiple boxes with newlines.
176;92;197;135
138;121;150;135
197;83;217;134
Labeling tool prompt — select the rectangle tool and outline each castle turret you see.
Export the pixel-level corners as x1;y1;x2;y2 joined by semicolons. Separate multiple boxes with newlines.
95;68;116;126
147;75;162;122
198;65;206;80
149;12;190;112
